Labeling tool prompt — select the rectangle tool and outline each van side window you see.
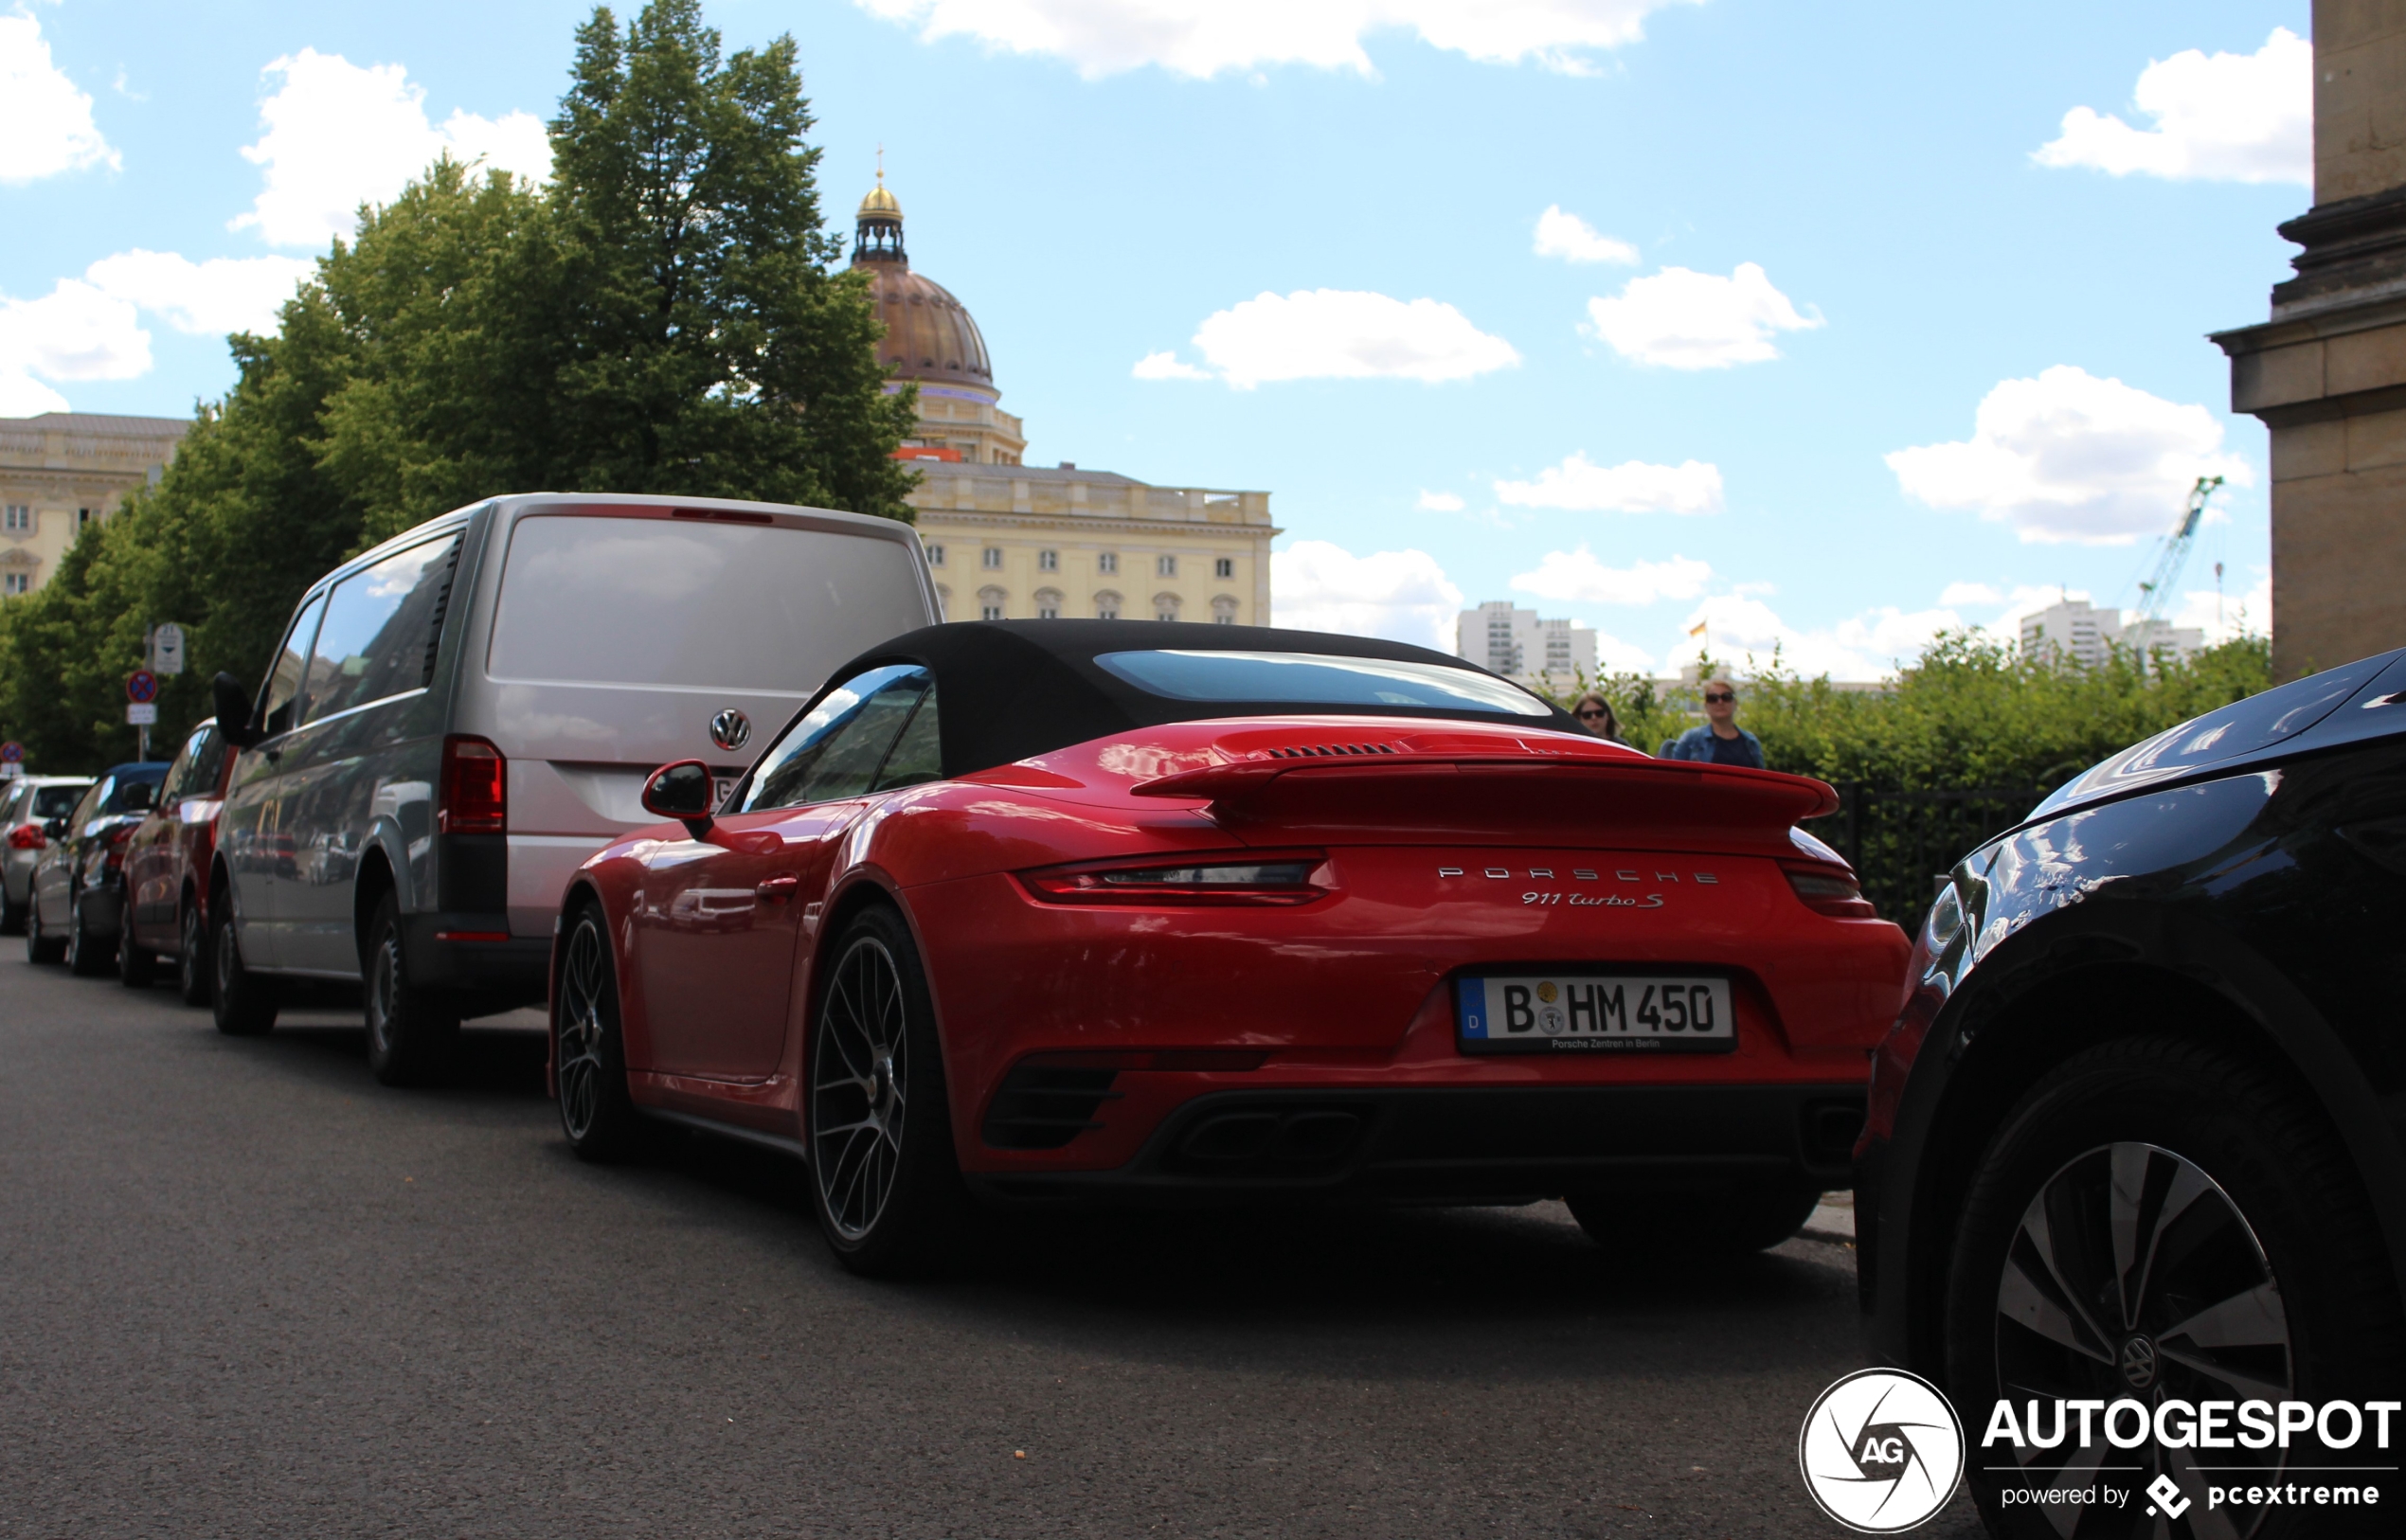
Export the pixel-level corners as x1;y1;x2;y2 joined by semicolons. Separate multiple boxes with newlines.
739;666;929;812
301;535;462;725
260;593;327;739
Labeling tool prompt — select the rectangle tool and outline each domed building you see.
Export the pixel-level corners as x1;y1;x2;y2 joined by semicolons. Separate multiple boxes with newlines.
853;175;1277;627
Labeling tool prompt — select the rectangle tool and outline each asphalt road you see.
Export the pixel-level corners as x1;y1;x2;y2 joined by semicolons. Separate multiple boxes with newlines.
0;946;1986;1539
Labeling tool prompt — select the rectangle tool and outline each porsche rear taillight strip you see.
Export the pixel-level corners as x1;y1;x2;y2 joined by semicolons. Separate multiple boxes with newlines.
1020;852;1332;906
1783;862;1878;920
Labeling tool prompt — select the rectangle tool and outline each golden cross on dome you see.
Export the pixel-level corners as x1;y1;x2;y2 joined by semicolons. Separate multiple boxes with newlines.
876;143;885;183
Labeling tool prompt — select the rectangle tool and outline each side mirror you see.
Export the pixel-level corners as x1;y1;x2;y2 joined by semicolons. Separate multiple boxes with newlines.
213;672;264;749
640;759;716;839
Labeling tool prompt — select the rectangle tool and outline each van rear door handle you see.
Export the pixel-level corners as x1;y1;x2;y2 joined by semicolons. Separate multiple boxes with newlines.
755;873;800;903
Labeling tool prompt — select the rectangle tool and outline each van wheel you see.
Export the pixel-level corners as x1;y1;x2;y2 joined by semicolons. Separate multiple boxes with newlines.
363;894;458;1086
177;904;211;1006
555;907;641;1160
805;906;969;1277
1566;1181;1822;1256
66;892;110;976
26;896;64;964
117;921;155;988
210;903;278;1036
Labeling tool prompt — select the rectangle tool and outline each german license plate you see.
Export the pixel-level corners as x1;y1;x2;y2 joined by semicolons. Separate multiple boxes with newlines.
1456;974;1735;1053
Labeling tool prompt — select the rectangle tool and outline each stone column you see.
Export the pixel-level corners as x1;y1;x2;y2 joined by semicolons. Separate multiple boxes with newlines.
2212;1;2406;678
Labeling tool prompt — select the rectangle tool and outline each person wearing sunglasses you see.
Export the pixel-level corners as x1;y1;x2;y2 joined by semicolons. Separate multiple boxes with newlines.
1657;677;1764;768
1569;691;1625;745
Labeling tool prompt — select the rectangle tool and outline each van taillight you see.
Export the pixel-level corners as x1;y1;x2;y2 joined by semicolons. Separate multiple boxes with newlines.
440;736;506;834
7;823;41;851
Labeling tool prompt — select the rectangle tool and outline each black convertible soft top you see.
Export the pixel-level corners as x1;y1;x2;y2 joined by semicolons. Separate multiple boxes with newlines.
814;619;1582;779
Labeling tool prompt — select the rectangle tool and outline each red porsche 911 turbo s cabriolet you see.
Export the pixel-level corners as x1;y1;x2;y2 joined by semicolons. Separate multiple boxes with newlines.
550;620;1911;1274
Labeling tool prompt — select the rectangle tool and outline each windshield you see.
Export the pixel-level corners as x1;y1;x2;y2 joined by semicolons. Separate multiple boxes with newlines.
487;514;927;692
1094;650;1553;718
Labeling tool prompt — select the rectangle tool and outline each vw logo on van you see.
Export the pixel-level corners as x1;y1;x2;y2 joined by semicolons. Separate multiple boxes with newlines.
709;708;752;753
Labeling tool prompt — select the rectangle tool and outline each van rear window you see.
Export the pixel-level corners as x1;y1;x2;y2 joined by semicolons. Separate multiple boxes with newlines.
486;515;928;692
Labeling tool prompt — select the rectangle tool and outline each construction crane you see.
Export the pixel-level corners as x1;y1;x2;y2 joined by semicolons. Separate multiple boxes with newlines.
2131;475;2223;628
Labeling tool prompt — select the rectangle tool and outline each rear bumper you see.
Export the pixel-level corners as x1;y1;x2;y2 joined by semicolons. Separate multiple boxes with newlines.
402;912;549;1005
966;1083;1866;1205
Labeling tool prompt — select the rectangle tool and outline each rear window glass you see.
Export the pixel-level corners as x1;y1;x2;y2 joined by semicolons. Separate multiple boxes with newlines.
1094;650;1552;718
487;515;928;693
32;784;85;818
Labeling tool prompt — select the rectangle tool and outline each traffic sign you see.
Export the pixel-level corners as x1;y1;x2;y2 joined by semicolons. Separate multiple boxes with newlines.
126;669;159;705
0;741;21;763
126;703;157;725
151;622;186;676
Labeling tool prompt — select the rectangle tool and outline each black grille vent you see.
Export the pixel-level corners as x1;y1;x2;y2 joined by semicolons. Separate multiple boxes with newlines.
1266;743;1398;759
982;1064;1123;1151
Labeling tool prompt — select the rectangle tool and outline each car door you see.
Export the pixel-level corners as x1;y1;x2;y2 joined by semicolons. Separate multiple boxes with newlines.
127;726;208;940
219;592;327;969
635;666;935;1081
38;779;107;927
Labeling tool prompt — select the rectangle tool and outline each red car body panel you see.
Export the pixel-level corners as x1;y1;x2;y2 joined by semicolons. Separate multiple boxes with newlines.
125;727;238;960
556;715;1912;1189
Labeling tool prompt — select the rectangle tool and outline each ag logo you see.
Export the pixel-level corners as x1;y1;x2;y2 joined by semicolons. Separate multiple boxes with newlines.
709;708;752;753
1798;1368;1963;1532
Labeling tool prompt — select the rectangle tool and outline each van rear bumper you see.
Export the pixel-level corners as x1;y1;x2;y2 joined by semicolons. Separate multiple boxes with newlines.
403;913;549;1007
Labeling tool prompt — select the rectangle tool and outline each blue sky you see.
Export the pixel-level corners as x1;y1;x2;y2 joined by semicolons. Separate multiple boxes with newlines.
0;0;2308;676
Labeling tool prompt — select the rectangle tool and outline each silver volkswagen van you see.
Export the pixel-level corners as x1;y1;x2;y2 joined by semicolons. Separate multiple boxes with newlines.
208;492;939;1083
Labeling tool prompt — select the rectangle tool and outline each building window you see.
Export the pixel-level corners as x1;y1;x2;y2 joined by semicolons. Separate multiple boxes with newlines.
1097;551;1119;575
1214;557;1234;580
982;547;1003;569
979;585;1006;621
1155;593;1181;622
925;543;945;567
1034;586;1063;620
1212;596;1239;625
1094;589;1122;621
2;574;27;596
2;506;28;534
1157;554;1177;578
77;508;94;530
1037;549;1058;571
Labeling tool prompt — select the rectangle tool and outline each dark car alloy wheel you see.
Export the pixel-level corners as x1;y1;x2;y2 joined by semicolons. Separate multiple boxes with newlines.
806;909;966;1275
25;893;63;964
65;891;110;976
554;909;639;1159
178;904;211;1006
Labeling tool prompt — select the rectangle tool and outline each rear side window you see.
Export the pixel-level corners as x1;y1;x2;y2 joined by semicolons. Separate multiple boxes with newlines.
486;515;929;693
69;780;106;830
303;535;460;724
741;666;929;812
260;593;327;739
165;724;226;800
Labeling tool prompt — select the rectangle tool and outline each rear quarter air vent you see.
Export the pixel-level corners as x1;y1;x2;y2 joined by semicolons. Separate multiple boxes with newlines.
982;1062;1124;1151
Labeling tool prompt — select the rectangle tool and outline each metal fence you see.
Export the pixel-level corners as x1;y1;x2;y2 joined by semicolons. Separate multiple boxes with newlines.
1824;782;2052;925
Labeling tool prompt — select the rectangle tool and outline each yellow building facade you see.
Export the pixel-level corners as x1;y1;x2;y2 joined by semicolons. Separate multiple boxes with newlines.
851;176;1278;622
0;413;187;597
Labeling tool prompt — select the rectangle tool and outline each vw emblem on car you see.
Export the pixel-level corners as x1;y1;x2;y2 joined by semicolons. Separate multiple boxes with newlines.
709;708;752;753
2118;1334;2159;1390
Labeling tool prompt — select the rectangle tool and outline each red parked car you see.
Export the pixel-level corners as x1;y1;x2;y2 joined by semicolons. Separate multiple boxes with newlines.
119;717;236;998
550;622;1911;1275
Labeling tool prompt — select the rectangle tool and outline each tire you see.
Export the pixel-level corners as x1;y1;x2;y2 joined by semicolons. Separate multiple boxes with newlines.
805;905;968;1277
117;917;156;989
0;878;25;936
554;906;642;1161
210;899;278;1036
25;891;63;964
1946;1034;2406;1538
177;902;211;1007
362;893;458;1086
65;891;110;976
1566;1180;1822;1257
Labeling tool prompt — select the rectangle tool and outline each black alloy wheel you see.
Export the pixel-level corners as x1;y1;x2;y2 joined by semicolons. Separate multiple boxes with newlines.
209;900;277;1036
1948;1034;2406;1539
177;903;211;1006
117;917;155;988
1567;1180;1822;1257
65;890;109;976
362;893;458;1086
554;908;640;1160
806;906;967;1277
25;890;63;964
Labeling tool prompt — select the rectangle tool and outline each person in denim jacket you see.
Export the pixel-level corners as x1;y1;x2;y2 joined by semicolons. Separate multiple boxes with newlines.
1658;677;1764;768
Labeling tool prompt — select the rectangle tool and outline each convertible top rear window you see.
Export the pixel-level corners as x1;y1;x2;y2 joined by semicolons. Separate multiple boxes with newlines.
1094;650;1552;718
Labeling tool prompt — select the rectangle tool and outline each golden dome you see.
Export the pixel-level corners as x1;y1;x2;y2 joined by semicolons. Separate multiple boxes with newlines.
858;179;901;220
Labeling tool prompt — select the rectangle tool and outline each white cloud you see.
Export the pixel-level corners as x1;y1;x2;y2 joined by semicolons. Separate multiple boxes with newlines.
1494;452;1722;513
1885;365;2253;546
0;11;117;185
2035;28;2308;186
0;280;151;384
0;372;69;417
1510;548;1711;605
232;49;551;249
85;251;315;337
1534;205;1638;264
1131;349;1210;381
1585;262;1821;369
1271;539;1463;649
1415;490;1465;511
2170;567;2269;644
1937;581;2003;607
1671;593;1968;682
854;0;1699;79
1154;289;1518;389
